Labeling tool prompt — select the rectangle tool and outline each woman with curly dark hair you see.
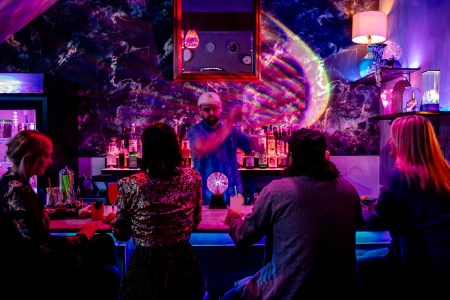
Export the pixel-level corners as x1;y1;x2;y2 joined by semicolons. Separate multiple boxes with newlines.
112;123;207;300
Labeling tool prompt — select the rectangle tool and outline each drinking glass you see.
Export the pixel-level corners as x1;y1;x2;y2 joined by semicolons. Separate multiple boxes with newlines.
230;193;244;214
108;182;119;213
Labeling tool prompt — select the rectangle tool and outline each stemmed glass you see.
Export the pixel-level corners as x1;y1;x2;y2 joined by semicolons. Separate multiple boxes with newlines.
108;182;119;213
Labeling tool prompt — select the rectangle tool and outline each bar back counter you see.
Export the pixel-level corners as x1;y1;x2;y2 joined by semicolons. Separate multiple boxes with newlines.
50;204;390;300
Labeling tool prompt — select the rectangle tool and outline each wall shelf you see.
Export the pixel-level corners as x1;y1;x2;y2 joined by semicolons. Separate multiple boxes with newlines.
368;111;450;121
369;111;450;136
352;67;420;85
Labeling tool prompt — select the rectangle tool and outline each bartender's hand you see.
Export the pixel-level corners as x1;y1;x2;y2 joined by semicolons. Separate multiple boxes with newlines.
224;209;244;226
227;106;243;124
77;222;98;240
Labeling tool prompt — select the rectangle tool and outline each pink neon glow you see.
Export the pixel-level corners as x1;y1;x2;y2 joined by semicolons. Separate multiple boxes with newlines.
381;89;393;114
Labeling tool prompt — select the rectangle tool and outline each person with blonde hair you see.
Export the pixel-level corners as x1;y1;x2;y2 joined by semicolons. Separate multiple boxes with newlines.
0;130;119;299
360;115;450;299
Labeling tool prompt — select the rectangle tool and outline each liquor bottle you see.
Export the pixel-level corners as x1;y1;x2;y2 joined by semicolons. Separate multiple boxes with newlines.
257;127;267;154
258;145;267;168
268;153;277;168
75;186;84;210
180;124;191;167
267;125;276;155
128;123;138;155
120;124;128;150
128;124;139;169
106;137;118;168
277;152;287;168
276;126;284;155
245;151;255;169
236;147;245;168
181;138;191;167
118;139;128;168
128;146;139;168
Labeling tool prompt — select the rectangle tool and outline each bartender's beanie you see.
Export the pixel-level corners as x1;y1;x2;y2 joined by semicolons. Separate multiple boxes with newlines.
198;92;221;107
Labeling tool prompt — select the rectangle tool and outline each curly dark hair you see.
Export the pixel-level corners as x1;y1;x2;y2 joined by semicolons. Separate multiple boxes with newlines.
140;123;182;179
283;128;339;180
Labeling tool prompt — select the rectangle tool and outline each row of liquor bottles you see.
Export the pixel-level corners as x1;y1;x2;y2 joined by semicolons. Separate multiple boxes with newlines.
177;123;291;169
106;123;141;169
238;125;289;169
178;124;291;169
104;122;291;170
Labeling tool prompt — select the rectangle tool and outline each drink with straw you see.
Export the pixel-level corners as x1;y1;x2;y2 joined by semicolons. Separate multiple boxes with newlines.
59;166;74;207
230;186;244;214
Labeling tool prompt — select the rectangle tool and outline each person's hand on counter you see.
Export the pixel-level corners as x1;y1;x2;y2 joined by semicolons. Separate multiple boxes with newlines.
77;221;98;240
224;209;244;226
102;212;116;224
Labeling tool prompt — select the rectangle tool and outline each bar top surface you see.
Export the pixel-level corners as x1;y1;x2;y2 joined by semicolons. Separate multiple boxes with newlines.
49;205;253;232
49;205;391;245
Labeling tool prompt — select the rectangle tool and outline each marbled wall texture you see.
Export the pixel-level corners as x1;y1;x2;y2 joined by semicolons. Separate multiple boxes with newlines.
0;0;380;156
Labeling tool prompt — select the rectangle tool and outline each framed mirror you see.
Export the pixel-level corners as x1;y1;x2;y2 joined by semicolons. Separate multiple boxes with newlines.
173;0;261;81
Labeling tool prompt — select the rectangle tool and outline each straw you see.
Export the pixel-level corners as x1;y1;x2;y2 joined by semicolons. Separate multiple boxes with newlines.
47;177;55;202
234;185;238;197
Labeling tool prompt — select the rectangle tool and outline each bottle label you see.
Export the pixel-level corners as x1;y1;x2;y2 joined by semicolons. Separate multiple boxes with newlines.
277;155;287;167
268;155;277;168
106;154;116;168
128;155;138;168
276;140;284;155
128;140;138;153
267;139;276;155
245;155;254;169
259;153;267;168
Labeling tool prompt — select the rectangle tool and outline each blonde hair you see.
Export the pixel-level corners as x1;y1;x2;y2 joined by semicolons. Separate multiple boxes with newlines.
391;115;450;194
6;130;52;180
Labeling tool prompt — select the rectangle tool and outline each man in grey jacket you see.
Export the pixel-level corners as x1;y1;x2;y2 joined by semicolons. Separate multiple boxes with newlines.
222;128;364;300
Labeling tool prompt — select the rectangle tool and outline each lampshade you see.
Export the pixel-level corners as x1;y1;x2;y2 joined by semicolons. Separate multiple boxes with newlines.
352;11;387;44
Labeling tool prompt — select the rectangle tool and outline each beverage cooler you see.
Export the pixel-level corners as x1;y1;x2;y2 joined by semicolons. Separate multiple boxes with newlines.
0;73;47;193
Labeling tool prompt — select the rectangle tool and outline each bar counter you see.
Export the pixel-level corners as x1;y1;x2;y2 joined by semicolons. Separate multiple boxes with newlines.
49;205;391;246
49;205;391;299
49;205;253;233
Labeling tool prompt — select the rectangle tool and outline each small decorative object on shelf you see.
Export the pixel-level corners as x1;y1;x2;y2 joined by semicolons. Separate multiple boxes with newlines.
421;70;440;111
402;86;421;112
381;89;393;114
369;43;387;72
359;48;374;77
382;43;402;68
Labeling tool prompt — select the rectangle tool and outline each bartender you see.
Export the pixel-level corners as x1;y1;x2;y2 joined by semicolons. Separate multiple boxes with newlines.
187;92;261;206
